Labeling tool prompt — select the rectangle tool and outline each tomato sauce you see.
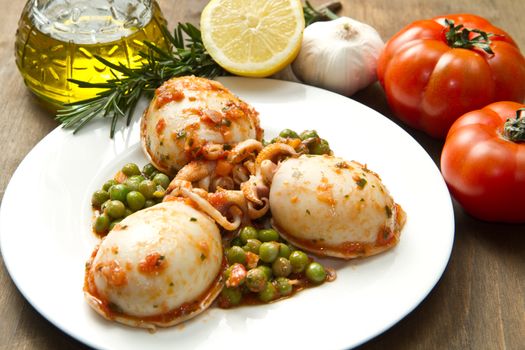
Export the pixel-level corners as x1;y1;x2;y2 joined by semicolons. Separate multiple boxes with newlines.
138;252;167;274
273;207;403;259
154;82;185;109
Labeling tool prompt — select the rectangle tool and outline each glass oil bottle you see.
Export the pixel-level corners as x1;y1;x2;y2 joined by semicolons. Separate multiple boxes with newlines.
15;0;168;109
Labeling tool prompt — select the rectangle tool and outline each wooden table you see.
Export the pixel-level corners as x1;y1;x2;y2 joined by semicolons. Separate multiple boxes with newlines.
1;0;523;349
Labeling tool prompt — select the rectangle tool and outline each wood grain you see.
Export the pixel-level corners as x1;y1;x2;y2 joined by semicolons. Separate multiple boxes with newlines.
1;1;524;349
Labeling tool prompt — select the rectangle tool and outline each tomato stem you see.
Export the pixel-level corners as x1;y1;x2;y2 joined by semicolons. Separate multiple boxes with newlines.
504;108;525;142
444;19;498;55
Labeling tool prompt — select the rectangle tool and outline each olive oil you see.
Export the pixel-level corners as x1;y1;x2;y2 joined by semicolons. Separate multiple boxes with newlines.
15;0;168;109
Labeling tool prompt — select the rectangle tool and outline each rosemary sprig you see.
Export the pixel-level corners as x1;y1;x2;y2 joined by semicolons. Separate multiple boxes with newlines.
56;23;226;138
57;3;342;137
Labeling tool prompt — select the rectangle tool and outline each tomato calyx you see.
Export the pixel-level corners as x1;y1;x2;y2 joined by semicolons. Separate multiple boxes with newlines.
443;19;498;55
503;108;525;142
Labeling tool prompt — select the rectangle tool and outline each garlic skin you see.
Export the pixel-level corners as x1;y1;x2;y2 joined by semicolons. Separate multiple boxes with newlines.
291;17;384;96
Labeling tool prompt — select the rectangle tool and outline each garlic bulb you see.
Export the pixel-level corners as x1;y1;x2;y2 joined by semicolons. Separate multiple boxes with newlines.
291;17;384;96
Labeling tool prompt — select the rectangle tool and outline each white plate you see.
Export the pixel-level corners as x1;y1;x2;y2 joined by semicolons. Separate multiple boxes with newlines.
0;77;454;350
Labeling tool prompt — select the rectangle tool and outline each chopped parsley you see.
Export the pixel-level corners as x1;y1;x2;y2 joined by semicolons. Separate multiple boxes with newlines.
190;217;197;222
355;177;367;188
155;255;166;267
335;161;349;169
292;168;303;179
176;130;187;139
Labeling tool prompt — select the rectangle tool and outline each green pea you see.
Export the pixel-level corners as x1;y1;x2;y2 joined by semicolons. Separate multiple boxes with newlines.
300;129;319;140
93;214;110;234
91;190;109;207
124;208;133;217
102;179;117;191
122;163;141;176
243;238;262;254
257;265;273;280
279;129;299;139
125;175;145;192
109;184;130;203
226;246;246;265
142;163;157;178
104;200;126;218
275;277;293;296
258;282;278;303
278;243;291;258
138;180;156;199
144;199;156;208
239;226;258;244
245;268;267;293
220;287;242;307
126;191;146;211
310;139;331;155
289;250;309;273
109;219;122;231
305;262;327;284
152;173;170;189
230;236;243;247
259;242;279;263
258;228;280;242
272;257;292;277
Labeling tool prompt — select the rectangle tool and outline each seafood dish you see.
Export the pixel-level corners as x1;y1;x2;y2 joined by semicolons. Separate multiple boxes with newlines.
85;76;406;329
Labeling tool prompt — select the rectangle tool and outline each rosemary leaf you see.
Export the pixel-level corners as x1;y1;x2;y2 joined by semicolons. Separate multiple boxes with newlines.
55;23;227;137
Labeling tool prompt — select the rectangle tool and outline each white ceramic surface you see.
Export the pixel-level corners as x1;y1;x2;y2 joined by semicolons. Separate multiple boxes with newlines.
0;77;454;350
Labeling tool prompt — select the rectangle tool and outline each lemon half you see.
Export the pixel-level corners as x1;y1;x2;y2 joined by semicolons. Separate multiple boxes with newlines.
200;0;305;77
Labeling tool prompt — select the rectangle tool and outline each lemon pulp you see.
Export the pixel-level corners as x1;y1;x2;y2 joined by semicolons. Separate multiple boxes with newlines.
200;0;304;77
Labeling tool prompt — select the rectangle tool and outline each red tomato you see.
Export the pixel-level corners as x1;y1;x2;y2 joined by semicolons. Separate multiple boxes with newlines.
440;101;525;222
377;14;525;138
